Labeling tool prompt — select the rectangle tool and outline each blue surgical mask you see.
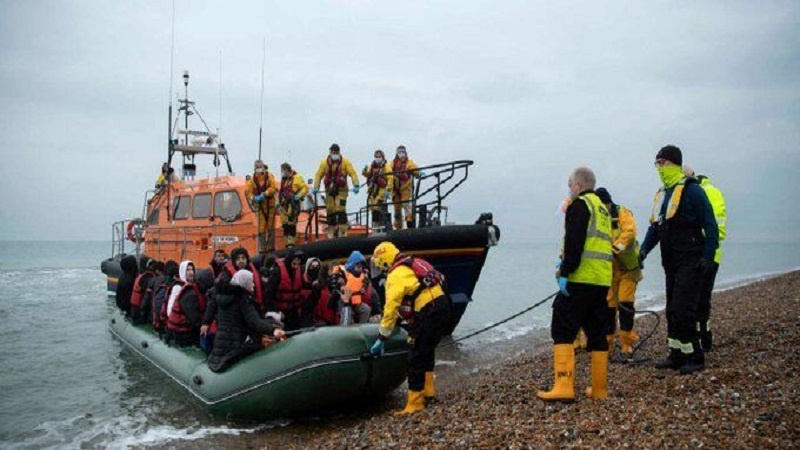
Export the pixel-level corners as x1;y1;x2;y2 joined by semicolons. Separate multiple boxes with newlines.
330;154;341;162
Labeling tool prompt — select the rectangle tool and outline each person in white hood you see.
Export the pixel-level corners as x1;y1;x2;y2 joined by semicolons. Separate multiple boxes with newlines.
166;260;205;347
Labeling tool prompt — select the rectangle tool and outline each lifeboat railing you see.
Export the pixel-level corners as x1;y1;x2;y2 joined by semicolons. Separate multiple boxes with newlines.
349;159;474;234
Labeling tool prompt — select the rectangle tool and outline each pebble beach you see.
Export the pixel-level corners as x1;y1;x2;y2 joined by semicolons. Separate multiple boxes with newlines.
191;271;800;449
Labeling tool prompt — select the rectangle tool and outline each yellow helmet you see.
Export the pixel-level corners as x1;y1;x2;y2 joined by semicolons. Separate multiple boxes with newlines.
372;241;399;272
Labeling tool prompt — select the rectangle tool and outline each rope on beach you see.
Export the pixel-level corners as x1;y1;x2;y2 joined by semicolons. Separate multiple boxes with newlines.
616;303;661;364
443;291;559;347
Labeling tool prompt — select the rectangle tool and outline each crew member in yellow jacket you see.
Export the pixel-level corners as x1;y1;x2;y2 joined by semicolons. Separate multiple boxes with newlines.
246;160;278;253
683;165;727;352
313;143;360;238
362;149;393;231
595;187;643;360
391;145;423;230
278;162;309;248
539;167;612;402
369;241;452;415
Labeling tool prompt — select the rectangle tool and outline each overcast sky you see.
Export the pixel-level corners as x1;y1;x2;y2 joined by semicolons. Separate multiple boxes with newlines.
1;1;798;243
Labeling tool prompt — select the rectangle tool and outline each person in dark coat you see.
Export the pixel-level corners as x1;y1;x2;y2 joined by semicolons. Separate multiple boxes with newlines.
206;269;286;373
116;255;139;315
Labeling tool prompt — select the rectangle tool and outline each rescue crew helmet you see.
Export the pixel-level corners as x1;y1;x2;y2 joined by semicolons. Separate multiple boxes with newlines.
372;241;399;272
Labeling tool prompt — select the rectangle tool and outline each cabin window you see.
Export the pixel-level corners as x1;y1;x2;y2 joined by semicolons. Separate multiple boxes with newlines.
192;193;212;218
147;205;160;225
173;195;191;220
214;190;242;221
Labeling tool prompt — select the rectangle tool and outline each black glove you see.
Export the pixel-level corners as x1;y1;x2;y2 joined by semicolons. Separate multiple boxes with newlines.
637;252;646;269
695;258;712;275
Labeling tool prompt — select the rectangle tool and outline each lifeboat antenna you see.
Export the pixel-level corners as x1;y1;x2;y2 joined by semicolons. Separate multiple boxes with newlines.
166;0;176;221
218;48;222;179
258;37;266;160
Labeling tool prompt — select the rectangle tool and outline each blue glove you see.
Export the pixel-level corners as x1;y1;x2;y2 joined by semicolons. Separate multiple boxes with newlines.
311;188;318;196
418;171;426;177
254;194;263;203
353;186;360;194
555;257;563;269
557;277;570;297
292;194;301;202
370;339;385;357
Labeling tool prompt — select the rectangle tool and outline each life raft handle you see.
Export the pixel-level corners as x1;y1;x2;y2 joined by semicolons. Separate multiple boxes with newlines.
126;218;145;243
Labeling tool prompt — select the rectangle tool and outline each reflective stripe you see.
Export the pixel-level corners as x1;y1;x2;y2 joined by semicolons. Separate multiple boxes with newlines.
650;180;687;224
668;338;694;354
668;338;681;350
568;193;613;287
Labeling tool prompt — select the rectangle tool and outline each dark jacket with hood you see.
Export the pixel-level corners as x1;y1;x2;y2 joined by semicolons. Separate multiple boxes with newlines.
207;284;278;373
116;255;139;314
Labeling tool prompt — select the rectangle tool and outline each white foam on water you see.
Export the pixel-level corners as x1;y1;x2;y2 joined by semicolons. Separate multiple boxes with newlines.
3;411;289;450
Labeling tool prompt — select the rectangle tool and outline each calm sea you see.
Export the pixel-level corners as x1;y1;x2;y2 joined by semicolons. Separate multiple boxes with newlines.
0;240;797;448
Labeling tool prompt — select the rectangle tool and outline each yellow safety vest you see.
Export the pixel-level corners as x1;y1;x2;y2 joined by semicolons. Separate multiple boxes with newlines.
567;193;613;287
699;177;726;264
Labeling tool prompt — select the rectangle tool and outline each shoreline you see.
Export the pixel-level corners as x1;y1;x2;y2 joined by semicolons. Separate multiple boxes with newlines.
180;271;800;448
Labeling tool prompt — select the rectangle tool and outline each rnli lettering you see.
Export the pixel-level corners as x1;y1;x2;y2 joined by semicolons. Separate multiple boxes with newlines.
212;235;240;244
556;370;573;379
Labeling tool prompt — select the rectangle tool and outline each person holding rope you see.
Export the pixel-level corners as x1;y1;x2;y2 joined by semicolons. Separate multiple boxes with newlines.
538;166;613;402
595;187;643;361
369;241;452;415
247;159;279;254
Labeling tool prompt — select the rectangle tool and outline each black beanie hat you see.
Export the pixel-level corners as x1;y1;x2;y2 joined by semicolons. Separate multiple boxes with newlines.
595;187;613;205
656;145;682;165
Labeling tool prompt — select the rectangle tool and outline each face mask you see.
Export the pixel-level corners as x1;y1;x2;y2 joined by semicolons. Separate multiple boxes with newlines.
657;165;684;188
330;154;341;162
397;152;407;159
351;267;362;277
281;171;290;178
374;158;383;165
255;167;265;174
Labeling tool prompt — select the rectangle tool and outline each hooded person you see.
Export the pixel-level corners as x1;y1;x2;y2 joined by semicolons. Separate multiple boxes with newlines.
265;248;305;331
206;269;287;373
116;254;139;315
299;257;326;327
333;251;373;324
216;247;264;312
130;258;157;324
165;260;206;347
209;249;228;279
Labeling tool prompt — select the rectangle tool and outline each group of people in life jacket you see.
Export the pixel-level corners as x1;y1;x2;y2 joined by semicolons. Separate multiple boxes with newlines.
245;143;425;253
115;244;417;372
115;239;452;416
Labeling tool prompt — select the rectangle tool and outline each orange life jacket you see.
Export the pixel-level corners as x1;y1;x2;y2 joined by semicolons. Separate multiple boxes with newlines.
166;281;206;333
274;259;303;310
130;271;155;309
334;265;372;306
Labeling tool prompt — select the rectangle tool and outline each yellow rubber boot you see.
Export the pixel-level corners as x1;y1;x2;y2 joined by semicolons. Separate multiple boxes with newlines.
537;344;575;402
619;329;639;356
585;351;609;400
423;372;435;399
394;390;425;415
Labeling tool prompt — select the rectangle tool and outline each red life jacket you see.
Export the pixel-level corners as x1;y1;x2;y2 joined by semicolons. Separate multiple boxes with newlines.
274;259;303;311
323;158;347;190
130;271;155;309
312;287;338;325
224;261;263;310
279;172;296;204
367;164;388;188
393;158;410;184
166;281;206;333
252;172;269;194
389;255;444;320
